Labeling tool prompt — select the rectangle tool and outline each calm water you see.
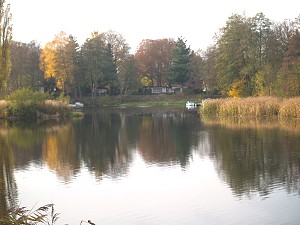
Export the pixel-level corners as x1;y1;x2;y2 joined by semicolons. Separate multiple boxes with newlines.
1;106;300;224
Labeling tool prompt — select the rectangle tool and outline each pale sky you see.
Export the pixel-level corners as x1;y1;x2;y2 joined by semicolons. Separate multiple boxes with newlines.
9;0;300;53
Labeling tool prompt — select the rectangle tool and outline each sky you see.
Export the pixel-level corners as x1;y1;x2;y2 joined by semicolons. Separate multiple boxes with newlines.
9;0;300;53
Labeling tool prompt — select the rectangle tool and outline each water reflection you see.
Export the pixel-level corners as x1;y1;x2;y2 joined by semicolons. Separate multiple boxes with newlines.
202;116;300;197
0;108;300;222
0;124;18;217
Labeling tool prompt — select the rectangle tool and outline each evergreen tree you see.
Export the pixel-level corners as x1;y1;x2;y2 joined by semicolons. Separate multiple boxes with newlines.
101;43;117;94
168;38;191;87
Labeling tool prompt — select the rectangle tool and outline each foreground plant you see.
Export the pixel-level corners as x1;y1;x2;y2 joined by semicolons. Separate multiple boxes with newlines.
0;204;59;225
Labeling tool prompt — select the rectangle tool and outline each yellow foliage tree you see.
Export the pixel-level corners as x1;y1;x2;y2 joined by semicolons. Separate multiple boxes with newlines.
40;31;77;93
228;80;245;98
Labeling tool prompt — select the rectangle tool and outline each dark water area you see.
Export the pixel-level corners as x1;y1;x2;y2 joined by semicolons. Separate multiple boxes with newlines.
0;106;300;224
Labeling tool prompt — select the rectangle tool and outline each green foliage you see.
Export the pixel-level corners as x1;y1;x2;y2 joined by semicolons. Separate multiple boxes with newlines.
0;88;72;120
7;88;48;105
57;91;70;104
4;88;48;120
168;37;191;87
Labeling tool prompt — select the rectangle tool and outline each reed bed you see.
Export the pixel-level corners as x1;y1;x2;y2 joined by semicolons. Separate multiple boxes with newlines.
278;97;300;118
200;97;300;119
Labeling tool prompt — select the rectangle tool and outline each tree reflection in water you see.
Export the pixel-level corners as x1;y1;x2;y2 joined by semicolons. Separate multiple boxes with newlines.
202;116;300;198
1;108;300;220
0;123;18;218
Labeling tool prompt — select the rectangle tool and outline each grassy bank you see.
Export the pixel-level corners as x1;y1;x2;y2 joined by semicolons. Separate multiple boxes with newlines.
200;97;300;119
82;93;205;106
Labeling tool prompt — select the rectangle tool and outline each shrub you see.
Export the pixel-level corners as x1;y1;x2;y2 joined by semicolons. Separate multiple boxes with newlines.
1;88;73;120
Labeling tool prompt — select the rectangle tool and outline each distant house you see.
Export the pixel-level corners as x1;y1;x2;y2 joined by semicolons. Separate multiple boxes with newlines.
171;86;182;93
151;86;167;94
140;86;183;95
98;88;108;96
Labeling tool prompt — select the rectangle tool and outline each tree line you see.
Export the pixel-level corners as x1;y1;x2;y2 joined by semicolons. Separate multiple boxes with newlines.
0;0;300;99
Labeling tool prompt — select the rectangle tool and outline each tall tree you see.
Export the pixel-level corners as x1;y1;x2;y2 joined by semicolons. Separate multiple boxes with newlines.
80;33;105;101
0;0;12;96
215;14;254;96
80;32;117;100
203;45;218;94
277;29;300;96
168;37;192;87
10;41;43;91
187;50;205;92
118;54;138;94
135;39;175;86
101;43;117;93
101;30;136;94
40;31;79;94
251;13;273;70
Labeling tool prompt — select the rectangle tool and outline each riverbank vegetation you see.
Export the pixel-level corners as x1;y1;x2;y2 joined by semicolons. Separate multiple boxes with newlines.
200;97;300;119
1;2;299;108
0;88;75;120
1;1;300;117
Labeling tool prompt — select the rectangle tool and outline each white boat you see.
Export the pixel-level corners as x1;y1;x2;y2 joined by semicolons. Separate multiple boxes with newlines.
67;102;84;108
186;101;200;107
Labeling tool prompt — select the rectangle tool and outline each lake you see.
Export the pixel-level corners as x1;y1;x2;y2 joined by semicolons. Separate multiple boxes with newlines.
0;106;300;224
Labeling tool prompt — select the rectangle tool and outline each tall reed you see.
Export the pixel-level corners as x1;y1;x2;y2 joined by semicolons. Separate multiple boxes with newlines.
278;97;300;118
200;97;300;119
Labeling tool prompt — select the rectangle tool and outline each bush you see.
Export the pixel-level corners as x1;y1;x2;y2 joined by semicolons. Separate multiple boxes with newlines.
0;88;73;120
7;88;48;105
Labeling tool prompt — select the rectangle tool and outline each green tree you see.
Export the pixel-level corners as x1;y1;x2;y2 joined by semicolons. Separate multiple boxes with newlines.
101;43;117;94
215;14;254;96
203;45;218;94
187;50;205;92
168;37;192;88
63;35;80;96
251;13;273;70
80;32;117;100
100;30;133;94
118;54;138;94
80;33;104;101
0;0;12;96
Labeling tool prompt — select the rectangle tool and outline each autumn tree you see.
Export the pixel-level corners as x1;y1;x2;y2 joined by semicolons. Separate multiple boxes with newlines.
0;0;12;96
277;29;300;96
135;39;175;86
40;31;79;95
9;41;43;91
168;37;192;88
